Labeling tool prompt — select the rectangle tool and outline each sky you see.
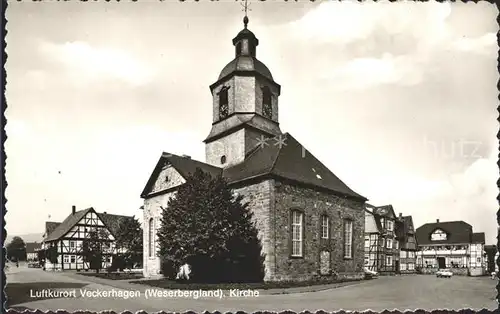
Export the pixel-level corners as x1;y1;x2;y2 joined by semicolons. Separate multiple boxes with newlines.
5;1;499;245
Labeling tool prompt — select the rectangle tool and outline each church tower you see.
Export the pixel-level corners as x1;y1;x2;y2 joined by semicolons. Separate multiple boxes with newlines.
204;15;282;168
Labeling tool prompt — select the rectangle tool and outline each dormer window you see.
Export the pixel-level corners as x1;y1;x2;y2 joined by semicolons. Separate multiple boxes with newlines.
219;86;229;120
431;229;447;241
220;155;227;164
262;86;272;119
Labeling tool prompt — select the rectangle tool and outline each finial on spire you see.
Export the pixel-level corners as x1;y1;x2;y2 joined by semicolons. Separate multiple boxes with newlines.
241;0;251;29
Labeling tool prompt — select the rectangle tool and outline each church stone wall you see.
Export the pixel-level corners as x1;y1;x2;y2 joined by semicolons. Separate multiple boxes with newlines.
272;182;365;281
232;179;276;281
205;128;246;167
234;76;256;113
143;192;176;278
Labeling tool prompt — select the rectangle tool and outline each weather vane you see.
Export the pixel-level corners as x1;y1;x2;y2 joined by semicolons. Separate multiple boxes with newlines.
241;0;251;28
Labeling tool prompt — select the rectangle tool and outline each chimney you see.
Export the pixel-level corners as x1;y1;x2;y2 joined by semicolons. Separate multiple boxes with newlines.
399;213;403;219
103;211;107;215
72;205;76;215
181;154;191;159
436;219;440;223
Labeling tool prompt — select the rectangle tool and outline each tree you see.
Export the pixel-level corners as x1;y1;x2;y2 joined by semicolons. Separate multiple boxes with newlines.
114;216;143;270
7;236;27;262
157;168;265;283
82;228;108;273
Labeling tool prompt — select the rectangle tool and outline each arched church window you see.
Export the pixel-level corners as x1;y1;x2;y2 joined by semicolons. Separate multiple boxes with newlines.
220;155;227;165
219;87;229;120
262;87;272;119
148;218;154;257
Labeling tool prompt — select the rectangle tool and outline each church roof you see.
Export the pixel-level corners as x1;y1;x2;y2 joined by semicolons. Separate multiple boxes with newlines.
218;56;274;82
43;208;134;243
142;133;366;201
223;132;367;201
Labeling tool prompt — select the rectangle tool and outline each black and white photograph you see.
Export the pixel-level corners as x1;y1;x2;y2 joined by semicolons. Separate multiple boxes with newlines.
4;0;499;312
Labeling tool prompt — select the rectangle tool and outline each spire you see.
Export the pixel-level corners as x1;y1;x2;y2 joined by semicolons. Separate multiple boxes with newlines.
241;0;250;29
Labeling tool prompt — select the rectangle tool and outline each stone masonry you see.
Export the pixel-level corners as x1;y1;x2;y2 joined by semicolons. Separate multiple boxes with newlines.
233;178;365;281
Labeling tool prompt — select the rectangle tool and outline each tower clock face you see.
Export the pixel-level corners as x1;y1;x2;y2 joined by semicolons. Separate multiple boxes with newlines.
263;103;272;119
220;103;229;118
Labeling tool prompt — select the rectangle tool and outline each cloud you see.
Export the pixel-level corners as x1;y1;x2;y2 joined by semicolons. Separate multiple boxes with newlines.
39;41;156;86
451;32;498;55
288;1;451;45
325;53;424;90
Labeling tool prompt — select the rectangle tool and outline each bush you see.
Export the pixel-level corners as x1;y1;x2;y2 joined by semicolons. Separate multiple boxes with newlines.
157;168;265;284
109;254;126;272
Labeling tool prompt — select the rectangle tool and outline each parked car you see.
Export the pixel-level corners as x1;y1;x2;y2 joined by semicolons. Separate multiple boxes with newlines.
27;262;42;268
364;267;378;279
436;269;453;278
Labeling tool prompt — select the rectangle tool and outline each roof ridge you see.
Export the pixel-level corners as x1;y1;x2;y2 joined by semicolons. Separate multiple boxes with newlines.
268;132;288;174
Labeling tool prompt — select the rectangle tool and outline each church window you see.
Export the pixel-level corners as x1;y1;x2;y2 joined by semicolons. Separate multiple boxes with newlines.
343;219;353;259
148;218;154;257
321;215;329;239
220;155;227;164
219;87;229;120
291;210;303;257
262;87;272;119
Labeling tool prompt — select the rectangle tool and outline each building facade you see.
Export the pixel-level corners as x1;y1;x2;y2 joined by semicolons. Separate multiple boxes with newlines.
42;206;132;271
364;204;399;275
415;220;486;276
26;242;42;261
484;244;497;274
141;18;368;282
395;215;417;273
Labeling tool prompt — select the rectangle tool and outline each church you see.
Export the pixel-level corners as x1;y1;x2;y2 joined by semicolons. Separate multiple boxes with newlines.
140;16;368;281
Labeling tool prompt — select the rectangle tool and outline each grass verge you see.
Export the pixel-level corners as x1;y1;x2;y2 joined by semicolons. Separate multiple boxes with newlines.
5;282;88;307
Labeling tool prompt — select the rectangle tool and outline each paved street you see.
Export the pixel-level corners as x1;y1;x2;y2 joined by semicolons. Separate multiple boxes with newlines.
6;265;498;312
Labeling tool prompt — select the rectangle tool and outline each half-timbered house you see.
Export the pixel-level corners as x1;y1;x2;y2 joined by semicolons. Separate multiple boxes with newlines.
42;206;133;271
415;219;486;276
364;204;400;275
395;214;417;273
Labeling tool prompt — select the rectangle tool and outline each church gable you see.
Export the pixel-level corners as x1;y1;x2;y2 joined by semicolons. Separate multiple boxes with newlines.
143;160;186;197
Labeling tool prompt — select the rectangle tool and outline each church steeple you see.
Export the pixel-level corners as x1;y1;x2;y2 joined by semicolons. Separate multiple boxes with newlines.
204;4;282;168
233;7;258;58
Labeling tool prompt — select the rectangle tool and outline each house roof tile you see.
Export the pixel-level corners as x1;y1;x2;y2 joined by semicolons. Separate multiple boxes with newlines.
415;221;473;245
43;208;134;243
